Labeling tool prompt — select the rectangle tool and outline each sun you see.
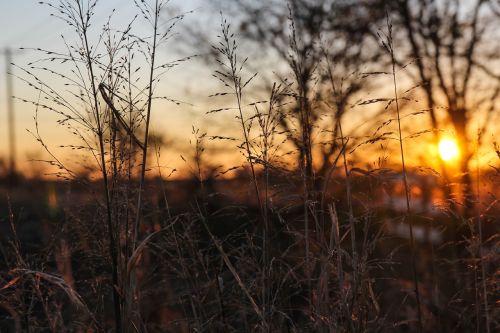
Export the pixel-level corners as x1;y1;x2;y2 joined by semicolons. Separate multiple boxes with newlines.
438;138;460;161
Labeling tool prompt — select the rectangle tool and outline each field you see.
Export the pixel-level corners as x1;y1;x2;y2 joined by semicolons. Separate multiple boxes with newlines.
0;0;499;332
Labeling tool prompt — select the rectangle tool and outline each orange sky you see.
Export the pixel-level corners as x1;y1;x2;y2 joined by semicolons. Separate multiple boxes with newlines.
1;1;498;180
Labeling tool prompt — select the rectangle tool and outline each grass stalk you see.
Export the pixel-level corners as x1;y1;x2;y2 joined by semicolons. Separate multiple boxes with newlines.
287;6;314;301
213;18;268;326
384;13;423;332
134;0;160;249
76;1;121;330
475;129;490;333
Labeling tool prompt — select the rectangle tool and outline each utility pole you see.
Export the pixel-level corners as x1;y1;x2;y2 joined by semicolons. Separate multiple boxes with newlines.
1;47;20;178
5;48;15;176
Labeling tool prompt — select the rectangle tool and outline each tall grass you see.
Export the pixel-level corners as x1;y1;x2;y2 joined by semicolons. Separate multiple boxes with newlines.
380;13;423;331
1;0;498;332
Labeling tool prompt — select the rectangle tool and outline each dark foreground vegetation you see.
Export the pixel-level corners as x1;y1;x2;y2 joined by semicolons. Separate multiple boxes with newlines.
1;0;499;332
0;170;498;332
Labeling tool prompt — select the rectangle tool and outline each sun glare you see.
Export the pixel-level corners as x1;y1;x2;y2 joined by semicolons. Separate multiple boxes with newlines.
438;138;460;161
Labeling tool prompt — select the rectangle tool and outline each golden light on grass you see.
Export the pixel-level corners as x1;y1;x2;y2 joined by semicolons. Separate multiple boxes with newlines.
438;137;460;162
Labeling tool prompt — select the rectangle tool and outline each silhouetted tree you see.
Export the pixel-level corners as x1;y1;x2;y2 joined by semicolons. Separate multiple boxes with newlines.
382;0;500;212
196;0;385;182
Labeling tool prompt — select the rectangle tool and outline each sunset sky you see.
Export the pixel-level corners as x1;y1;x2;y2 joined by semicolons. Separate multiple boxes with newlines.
0;0;218;177
0;1;498;178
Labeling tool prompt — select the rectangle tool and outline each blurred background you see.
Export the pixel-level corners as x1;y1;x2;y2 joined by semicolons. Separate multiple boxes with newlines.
0;1;498;332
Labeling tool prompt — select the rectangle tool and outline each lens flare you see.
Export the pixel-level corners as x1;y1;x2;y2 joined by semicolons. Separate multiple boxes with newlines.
438;138;459;161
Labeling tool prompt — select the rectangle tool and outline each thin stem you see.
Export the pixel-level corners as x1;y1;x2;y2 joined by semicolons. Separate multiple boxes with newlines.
222;20;269;325
386;13;423;332
77;1;121;331
475;129;490;333
134;0;160;249
338;121;358;318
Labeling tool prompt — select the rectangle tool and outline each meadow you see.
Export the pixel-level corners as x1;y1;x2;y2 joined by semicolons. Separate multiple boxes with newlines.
0;0;498;332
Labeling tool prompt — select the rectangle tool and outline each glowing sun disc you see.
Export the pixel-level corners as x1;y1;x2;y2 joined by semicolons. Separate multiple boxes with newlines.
438;138;459;161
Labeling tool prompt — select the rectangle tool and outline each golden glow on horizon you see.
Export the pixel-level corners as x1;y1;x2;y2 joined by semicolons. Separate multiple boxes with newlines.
438;138;460;162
